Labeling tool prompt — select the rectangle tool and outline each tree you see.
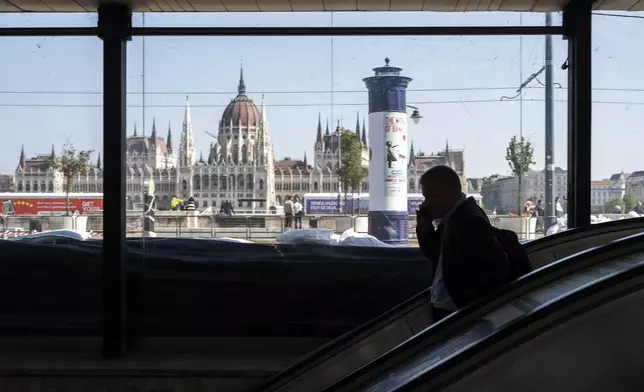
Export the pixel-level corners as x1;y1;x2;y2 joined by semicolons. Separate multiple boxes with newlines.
47;143;94;215
505;135;536;214
603;197;624;213
338;129;368;212
623;190;637;212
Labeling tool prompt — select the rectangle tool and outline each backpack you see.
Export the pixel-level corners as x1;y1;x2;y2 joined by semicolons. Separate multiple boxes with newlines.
494;228;532;281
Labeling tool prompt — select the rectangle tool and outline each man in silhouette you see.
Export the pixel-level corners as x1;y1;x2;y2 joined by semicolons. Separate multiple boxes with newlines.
416;165;509;322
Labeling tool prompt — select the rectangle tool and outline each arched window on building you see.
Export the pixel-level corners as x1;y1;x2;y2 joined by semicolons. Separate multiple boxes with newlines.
48;181;53;192
232;149;239;165
162;195;169;210
220;175;227;190
259;179;264;190
241;144;248;164
247;174;253;190
202;175;209;190
25;182;31;192
238;174;245;190
314;181;319;191
229;174;236;190
211;174;218;190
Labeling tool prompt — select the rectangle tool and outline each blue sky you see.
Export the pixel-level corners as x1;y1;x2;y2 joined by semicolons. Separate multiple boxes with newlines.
1;11;643;179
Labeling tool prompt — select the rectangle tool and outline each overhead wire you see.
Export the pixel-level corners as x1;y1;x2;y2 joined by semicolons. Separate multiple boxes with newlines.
1;99;644;108
592;12;644;20
2;85;644;95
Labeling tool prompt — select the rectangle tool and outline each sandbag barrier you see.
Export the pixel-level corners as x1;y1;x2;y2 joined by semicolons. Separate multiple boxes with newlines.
0;239;430;338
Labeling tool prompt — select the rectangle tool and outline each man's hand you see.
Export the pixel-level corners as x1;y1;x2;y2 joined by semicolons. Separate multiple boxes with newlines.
416;202;434;239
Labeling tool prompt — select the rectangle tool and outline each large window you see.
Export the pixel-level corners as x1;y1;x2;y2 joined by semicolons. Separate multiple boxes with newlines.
6;9;620;365
591;12;644;216
116;12;570;340
0;30;102;335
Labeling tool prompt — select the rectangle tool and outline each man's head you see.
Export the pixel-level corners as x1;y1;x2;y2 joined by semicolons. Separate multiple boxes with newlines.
419;165;463;219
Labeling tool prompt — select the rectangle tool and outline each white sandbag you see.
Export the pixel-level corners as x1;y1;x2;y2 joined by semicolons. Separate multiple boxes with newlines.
276;228;339;245
194;237;255;244
339;228;392;247
627;211;640;218
595;214;612;223
341;234;392;247
13;229;91;241
546;216;568;236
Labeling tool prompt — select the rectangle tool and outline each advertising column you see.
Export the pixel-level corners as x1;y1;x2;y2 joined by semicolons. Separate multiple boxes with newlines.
363;58;412;246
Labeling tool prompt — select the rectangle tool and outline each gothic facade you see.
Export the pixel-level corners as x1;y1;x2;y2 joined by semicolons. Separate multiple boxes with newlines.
273;125;467;205
15;69;277;212
13;67;466;212
124;68;277;211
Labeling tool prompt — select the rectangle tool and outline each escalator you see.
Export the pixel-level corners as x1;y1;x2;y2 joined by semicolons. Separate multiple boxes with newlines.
257;217;644;392
321;231;644;392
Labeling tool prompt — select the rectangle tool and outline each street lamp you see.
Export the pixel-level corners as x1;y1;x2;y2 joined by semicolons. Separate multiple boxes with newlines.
407;105;423;124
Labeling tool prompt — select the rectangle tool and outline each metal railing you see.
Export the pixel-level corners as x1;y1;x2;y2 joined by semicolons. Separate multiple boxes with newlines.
0;213;634;242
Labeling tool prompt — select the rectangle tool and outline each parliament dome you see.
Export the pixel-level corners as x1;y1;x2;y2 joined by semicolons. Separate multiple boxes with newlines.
220;68;261;127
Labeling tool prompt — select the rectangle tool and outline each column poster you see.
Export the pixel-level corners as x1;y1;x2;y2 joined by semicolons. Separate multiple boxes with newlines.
383;112;408;197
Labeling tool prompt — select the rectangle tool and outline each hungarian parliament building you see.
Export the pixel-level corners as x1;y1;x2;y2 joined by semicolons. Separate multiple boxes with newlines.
12;69;467;211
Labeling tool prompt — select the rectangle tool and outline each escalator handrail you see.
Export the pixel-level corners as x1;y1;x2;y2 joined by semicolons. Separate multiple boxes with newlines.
394;245;644;392
322;231;644;392
256;218;644;392
520;216;644;253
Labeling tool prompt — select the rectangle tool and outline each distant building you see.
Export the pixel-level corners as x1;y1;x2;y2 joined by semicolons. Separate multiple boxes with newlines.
273;117;367;204
591;171;627;207
0;173;15;192
273;125;467;204
12;65;468;212
481;167;568;213
626;171;644;201
467;177;483;195
14;145;93;194
407;141;466;194
14;68;277;212
481;168;634;213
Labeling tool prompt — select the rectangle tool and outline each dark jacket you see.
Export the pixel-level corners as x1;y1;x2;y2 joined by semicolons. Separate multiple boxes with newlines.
418;197;509;308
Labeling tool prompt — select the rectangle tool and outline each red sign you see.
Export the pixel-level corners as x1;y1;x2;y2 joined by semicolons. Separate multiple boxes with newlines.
0;197;104;216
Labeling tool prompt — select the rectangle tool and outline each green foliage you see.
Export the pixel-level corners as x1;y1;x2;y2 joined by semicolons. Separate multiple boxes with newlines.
338;129;368;195
505;135;536;214
603;197;624;213
47;143;93;215
623;190;637;212
505;136;536;178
